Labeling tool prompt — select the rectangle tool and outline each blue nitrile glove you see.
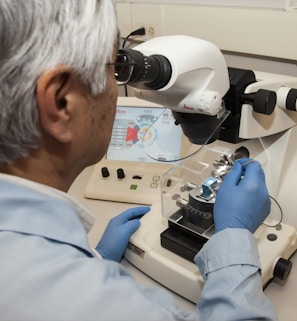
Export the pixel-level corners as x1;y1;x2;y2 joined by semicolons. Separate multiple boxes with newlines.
214;158;271;233
96;206;150;262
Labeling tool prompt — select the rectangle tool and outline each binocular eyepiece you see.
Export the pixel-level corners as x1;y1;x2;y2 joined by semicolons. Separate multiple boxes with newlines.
115;48;172;90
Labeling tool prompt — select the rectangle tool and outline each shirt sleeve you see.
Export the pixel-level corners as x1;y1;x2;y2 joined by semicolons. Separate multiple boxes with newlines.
194;228;279;321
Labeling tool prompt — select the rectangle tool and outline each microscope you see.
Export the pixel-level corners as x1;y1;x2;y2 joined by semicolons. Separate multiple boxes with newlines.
114;35;297;302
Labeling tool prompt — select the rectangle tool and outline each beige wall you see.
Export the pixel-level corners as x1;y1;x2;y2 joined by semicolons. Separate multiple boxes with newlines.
116;3;297;77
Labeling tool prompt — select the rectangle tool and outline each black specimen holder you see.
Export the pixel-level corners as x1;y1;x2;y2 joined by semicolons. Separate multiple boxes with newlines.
161;192;215;262
160;218;210;262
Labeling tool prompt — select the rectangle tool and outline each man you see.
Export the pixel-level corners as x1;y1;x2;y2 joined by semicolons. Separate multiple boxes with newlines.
0;1;278;320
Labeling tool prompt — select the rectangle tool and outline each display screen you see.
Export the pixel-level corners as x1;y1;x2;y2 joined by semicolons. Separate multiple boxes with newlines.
106;105;183;164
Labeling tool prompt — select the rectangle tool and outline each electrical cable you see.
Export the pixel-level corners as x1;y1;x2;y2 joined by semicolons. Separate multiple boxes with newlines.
122;27;145;48
262;196;283;228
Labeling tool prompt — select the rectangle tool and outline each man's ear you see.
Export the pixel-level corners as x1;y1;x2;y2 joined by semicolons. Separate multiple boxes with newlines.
36;66;75;143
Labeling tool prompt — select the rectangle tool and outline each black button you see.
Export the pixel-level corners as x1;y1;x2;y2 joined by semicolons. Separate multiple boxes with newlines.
132;175;142;180
101;167;110;178
117;168;125;179
267;233;278;241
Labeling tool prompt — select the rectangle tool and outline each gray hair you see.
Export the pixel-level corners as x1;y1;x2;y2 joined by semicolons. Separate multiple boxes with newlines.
0;0;118;165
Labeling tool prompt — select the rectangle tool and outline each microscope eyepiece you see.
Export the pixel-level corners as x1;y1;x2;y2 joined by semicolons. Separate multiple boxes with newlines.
113;49;172;90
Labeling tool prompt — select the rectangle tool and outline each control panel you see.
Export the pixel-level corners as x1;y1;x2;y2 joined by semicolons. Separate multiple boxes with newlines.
85;162;168;205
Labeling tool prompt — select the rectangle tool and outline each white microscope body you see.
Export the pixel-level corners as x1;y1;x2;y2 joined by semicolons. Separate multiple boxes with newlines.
128;35;229;117
117;35;297;303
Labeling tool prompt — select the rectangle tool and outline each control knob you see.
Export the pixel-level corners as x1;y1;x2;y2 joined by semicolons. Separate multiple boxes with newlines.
241;89;276;115
273;257;293;282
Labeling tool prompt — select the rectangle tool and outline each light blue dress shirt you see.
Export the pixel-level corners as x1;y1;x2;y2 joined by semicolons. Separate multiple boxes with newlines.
0;174;278;321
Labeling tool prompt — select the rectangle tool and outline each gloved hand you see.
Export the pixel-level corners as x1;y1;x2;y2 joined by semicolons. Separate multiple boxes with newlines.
96;206;150;262
214;158;271;233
